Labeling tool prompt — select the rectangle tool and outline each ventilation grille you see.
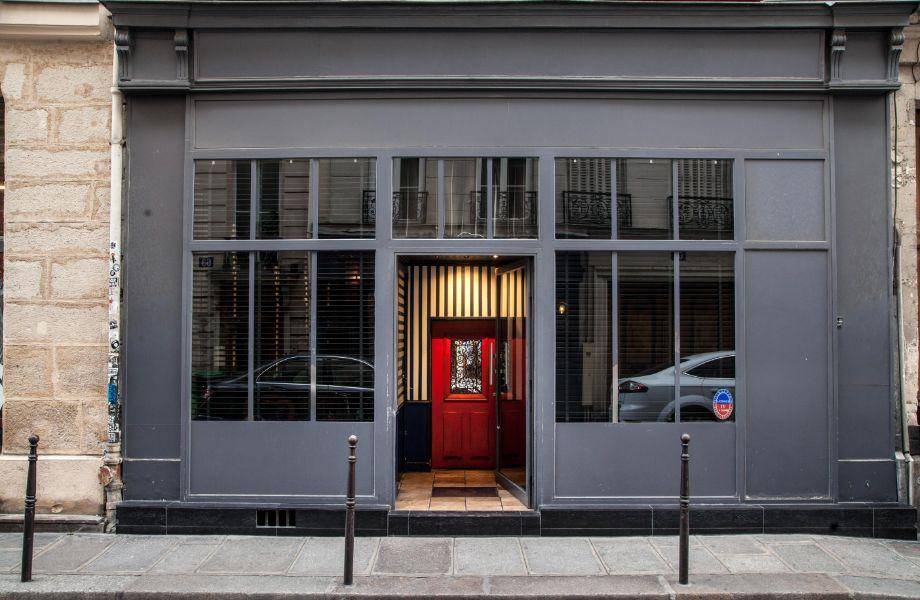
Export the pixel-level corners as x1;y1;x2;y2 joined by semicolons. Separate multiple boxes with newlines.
256;509;296;528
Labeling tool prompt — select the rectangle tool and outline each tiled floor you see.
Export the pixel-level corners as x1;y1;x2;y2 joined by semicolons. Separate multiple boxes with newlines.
395;470;528;512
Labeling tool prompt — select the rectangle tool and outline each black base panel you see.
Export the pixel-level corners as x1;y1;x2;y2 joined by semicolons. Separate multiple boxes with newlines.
115;503;917;539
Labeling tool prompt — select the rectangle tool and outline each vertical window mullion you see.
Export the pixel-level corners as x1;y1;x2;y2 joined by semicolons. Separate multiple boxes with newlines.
610;251;618;423
310;251;318;421
247;251;255;421
310;158;319;239
486;158;494;239
672;159;680;241
250;160;258;238
610;159;618;240
437;159;445;238
673;251;681;424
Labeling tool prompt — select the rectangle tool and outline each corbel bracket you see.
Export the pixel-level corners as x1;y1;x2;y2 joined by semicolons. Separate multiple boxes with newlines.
888;27;905;82
175;29;190;82
115;28;132;82
830;28;846;82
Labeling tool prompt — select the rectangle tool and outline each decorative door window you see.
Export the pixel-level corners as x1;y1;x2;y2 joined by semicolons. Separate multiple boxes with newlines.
450;339;482;394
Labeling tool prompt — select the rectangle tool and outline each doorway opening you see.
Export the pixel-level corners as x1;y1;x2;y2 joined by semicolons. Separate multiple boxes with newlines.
395;255;531;511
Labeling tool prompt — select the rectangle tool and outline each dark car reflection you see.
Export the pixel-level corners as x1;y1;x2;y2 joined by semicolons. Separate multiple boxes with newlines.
617;351;735;423
194;355;374;421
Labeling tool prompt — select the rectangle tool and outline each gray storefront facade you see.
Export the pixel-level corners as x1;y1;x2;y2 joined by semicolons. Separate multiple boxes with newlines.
108;0;919;537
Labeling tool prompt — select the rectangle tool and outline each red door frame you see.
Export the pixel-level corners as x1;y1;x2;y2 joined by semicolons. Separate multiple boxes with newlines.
430;318;496;469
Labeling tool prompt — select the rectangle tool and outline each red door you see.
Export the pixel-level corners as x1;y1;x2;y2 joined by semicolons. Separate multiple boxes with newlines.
431;319;496;469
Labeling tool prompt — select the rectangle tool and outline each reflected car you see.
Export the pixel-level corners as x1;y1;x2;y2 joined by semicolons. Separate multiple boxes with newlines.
195;355;374;421
617;351;735;423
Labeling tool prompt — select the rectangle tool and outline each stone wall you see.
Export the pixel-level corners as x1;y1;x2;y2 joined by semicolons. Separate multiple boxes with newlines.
0;37;112;514
896;19;920;505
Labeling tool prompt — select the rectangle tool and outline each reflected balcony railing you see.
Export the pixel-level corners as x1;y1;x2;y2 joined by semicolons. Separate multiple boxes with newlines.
391;190;430;224
674;195;733;232
560;191;633;229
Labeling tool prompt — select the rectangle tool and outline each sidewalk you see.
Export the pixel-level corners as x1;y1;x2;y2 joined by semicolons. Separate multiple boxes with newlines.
2;532;920;598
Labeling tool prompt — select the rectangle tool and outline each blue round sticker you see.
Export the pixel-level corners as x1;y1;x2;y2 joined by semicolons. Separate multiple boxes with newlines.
712;388;734;420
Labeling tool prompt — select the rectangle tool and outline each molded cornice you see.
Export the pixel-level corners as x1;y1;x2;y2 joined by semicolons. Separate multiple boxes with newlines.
101;1;918;30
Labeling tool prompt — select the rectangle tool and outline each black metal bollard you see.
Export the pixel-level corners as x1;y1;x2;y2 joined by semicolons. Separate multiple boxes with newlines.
678;433;690;585
21;434;39;583
343;435;358;586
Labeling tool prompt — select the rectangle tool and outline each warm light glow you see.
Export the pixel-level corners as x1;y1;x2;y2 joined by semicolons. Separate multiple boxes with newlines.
557;302;567;315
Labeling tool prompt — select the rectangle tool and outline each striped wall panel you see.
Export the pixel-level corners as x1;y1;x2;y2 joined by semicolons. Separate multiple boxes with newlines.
396;264;408;406
404;264;526;402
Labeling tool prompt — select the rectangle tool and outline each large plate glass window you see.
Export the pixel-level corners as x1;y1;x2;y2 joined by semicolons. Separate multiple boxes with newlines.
555;251;734;424
392;157;538;239
555;158;733;241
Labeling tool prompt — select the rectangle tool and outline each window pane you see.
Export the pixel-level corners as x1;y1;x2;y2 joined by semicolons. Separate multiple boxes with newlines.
258;159;310;239
678;159;734;240
316;252;375;421
254;251;311;421
493;158;538;239
393;158;438;238
191;252;249;420
444;158;487;238
617;159;673;240
555;252;612;423
318;158;376;238
617;252;674;422
193;160;251;240
555;158;612;239
679;252;735;422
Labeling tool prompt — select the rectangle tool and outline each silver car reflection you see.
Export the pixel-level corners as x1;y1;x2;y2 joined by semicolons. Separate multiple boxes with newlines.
617;351;735;423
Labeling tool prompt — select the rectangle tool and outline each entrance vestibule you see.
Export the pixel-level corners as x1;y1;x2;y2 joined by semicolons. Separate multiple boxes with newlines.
396;256;531;510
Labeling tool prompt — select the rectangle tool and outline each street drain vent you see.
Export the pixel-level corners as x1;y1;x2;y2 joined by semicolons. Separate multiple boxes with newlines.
257;509;296;528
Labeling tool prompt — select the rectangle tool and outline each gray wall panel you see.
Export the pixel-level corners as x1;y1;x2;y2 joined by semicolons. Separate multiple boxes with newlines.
838;459;898;503
833;96;895;499
124;96;186;460
195;29;823;82
132;30;178;81
744;251;829;499
745;159;826;241
193;98;825;151
123;459;180;501
189;422;375;497
841;32;888;82
555;423;735;499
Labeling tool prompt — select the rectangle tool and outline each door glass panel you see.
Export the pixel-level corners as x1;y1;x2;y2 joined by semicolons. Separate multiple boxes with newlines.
497;265;528;490
617;252;674;422
444;158;487;238
450;339;482;394
678;252;735;422
393;158;438;238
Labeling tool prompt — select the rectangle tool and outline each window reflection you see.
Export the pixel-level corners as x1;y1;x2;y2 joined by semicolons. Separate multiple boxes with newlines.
555;158;613;239
492;158;538;239
556;252;612;423
444;158;487;238
191;252;249;420
193;160;251;240
678;159;734;241
617;252;675;422
258;159;310;239
393;158;438;238
318;158;376;238
678;252;735;421
617;159;673;240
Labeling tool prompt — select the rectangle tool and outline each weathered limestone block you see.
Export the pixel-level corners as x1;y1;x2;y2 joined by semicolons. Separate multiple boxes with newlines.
50;257;107;300
4;259;44;300
80;398;109;454
54;345;108;398
2;399;82;455
57;105;110;144
4;303;107;344
3;345;53;398
5;222;107;255
0;457;104;514
35;64;111;103
5;182;92;221
5;148;108;178
6;108;48;143
1;63;26;101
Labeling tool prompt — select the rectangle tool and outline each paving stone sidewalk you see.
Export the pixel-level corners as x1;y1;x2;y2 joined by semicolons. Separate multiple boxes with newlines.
2;532;920;598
